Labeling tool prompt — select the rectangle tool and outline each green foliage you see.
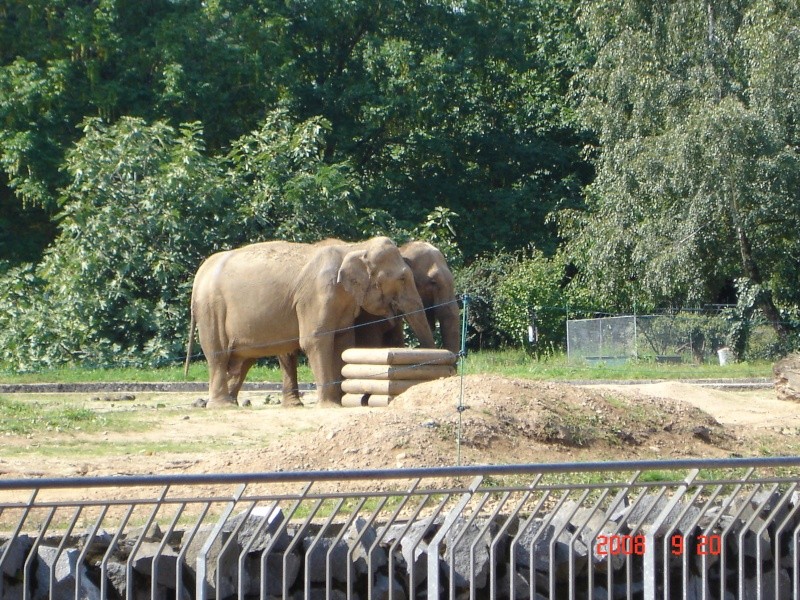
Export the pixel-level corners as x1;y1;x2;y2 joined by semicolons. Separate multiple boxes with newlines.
569;0;800;340
229;109;360;243
0;112;362;371
494;250;569;354
453;251;516;351
0;118;234;369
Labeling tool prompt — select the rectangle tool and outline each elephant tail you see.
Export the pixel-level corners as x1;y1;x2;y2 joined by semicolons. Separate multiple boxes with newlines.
183;309;196;379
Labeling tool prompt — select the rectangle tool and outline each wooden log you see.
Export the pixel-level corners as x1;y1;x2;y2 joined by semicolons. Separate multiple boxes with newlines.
367;395;392;407
341;347;457;366
342;393;369;408
341;363;455;381
341;378;428;396
341;393;394;407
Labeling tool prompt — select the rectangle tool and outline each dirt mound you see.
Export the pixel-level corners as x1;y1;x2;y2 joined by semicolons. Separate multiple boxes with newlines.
219;375;733;475
1;375;756;493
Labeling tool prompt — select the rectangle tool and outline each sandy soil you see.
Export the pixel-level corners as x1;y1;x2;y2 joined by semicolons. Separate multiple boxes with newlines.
1;375;796;489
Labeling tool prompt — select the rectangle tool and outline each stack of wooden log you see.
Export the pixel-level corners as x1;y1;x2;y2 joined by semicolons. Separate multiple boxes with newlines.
341;347;458;407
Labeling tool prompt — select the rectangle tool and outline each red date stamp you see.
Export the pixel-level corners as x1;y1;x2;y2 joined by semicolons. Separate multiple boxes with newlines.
595;534;722;556
671;534;722;556
595;535;646;556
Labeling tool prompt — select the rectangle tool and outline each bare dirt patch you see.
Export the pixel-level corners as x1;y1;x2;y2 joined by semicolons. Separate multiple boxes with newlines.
2;375;795;493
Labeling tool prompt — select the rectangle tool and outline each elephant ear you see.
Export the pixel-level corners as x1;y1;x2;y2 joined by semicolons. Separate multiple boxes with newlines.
337;249;370;307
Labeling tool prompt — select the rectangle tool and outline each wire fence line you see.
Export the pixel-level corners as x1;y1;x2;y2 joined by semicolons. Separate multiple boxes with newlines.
183;297;464;364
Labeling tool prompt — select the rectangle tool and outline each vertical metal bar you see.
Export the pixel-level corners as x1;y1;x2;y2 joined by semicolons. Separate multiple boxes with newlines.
214;500;257;600
348;494;388;600
259;482;313;600
150;502;186;600
50;505;83;600
549;489;589;600
659;483;708;600
525;491;569;598
483;490;517;600
407;492;452;596
584;476;640;600
756;484;796;600
367;479;422;600
505;474;544;600
643;469;699;600
100;504;135;600
126;486;170;600
569;488;611;600
22;505;56;600
303;497;345;600
176;502;211;600
197;483;246;600
427;475;483;599
324;496;367;600
712;469;757;600
445;489;488;598
235;500;278;599
738;483;778;600
772;487;800;600
280;498;324;599
468;491;508;600
74;505;109;600
0;489;38;599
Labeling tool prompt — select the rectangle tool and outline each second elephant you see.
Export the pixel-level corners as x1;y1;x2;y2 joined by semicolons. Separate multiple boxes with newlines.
279;240;460;404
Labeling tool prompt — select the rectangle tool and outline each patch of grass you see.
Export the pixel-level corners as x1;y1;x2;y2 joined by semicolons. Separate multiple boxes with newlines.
0;396;102;435
0;363;314;384
0;350;769;384
0;439;209;458
461;350;772;381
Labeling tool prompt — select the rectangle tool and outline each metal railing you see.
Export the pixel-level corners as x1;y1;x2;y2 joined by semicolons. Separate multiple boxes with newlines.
2;457;800;599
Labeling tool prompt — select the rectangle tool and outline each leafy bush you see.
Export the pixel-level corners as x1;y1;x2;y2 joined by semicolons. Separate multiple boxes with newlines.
494;249;569;355
0;112;360;371
453;251;516;351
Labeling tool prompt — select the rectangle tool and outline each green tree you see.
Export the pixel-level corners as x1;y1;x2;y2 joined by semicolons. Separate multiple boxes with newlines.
229;109;360;243
567;0;800;347
0;118;235;369
284;0;590;257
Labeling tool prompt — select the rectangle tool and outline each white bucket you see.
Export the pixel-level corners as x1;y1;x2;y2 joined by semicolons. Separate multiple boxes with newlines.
717;347;733;366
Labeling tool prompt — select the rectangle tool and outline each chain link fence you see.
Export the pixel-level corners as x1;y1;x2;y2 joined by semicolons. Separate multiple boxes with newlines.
566;312;741;365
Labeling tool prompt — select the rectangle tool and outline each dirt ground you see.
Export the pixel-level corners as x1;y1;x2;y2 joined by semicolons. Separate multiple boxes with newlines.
2;375;797;488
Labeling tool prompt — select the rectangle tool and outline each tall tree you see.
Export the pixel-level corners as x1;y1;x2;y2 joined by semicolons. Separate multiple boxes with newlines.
568;0;800;340
283;0;591;257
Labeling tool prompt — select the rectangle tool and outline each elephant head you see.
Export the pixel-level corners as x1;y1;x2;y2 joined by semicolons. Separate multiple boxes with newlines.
400;241;461;354
336;237;436;349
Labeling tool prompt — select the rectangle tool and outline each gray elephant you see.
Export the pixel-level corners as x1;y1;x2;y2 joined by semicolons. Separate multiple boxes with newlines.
354;241;461;353
185;236;436;407
279;240;460;404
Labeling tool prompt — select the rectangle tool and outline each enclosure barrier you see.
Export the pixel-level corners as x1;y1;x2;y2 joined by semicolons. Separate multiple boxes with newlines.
2;457;800;599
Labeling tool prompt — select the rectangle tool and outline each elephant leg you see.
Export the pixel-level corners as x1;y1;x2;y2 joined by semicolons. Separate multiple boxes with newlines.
206;351;236;408
278;353;303;407
227;357;255;403
303;332;342;407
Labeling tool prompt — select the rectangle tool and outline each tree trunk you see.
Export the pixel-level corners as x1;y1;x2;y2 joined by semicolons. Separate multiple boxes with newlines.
736;224;789;340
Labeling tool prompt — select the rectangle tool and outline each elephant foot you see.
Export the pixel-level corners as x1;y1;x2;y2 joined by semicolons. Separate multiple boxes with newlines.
281;396;304;408
316;399;341;408
206;397;238;409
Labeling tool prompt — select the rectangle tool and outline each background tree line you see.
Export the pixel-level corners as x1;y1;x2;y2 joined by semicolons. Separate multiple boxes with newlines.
0;0;797;370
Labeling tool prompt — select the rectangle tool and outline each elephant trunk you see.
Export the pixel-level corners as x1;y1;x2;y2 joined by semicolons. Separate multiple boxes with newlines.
436;299;462;355
401;299;436;348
